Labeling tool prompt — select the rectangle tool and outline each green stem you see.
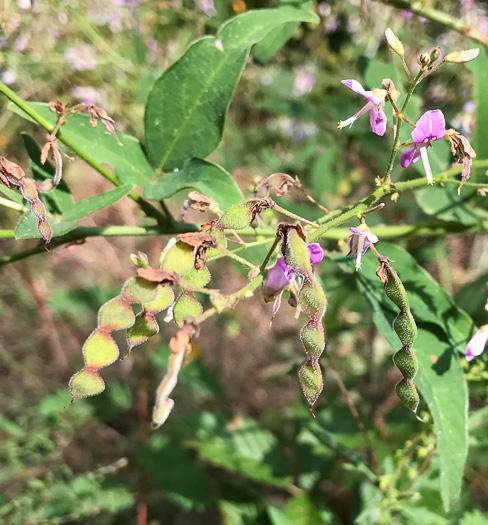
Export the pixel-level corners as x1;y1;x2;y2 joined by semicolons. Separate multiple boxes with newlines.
0;197;28;212
384;69;424;182
0;81;170;225
375;0;488;47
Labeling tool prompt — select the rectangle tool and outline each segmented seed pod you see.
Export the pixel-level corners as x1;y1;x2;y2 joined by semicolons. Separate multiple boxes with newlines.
279;224;326;413
382;261;420;416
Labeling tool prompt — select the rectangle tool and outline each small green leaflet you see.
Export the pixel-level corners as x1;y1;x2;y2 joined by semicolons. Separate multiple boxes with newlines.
15;185;133;239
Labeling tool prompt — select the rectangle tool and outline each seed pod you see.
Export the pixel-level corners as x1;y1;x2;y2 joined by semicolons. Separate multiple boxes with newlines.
380;260;420;416
217;198;274;230
393;347;418;380
393;311;417;347
395;378;420;413
278;224;327;412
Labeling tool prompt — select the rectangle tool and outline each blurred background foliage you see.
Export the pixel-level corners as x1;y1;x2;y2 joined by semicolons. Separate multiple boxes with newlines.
1;0;488;523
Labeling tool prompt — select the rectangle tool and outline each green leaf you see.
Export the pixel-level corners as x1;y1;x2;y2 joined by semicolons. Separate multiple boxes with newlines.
62;185;133;221
9;102;155;187
139;435;215;510
217;6;318;51
144;37;248;170
14;185;133;239
356;244;470;511
267;506;295;525
143;158;243;211
252;22;298;63
469;47;488;161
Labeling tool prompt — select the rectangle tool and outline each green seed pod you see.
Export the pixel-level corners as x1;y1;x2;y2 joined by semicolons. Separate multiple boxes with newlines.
395;378;420;414
380;259;420;416
161;241;194;275
384;265;409;311
298;360;323;408
300;321;325;359
278;224;327;411
393;347;418;380
217;198;274;230
173;291;203;326
393;311;417;347
282;227;312;276
299;279;326;319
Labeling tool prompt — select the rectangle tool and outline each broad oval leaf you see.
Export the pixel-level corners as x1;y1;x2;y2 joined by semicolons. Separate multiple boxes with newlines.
217;6;319;51
356;244;471;511
144;37;248;170
143;158;243;211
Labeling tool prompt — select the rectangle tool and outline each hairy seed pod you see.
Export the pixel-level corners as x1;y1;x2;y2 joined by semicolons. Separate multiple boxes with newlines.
395;378;420;413
393;347;418;380
278;224;326;413
217;198;274;230
382;261;420;415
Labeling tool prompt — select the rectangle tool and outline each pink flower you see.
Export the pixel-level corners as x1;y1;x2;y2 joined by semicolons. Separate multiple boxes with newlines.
400;110;446;185
466;325;488;362
338;79;388;136
263;243;324;302
347;225;378;270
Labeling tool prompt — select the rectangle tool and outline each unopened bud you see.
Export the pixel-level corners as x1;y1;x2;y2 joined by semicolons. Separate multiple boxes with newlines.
130;251;150;268
444;48;480;63
385;28;404;57
418;52;430;66
429;46;441;64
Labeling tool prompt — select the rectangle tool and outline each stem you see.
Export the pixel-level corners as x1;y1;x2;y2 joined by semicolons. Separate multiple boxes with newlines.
0;81;170;225
272;203;319;228
0;196;28;212
374;0;488;47
383;69;424;183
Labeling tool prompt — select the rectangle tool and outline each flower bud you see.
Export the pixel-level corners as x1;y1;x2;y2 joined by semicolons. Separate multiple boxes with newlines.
429;47;441;64
385;28;404;57
444;48;480;63
418;52;430;66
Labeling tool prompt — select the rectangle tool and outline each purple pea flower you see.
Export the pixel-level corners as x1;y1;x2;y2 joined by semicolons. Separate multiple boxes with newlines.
466;325;488;362
400;110;446;185
263;243;324;303
347;225;378;270
338;79;388;136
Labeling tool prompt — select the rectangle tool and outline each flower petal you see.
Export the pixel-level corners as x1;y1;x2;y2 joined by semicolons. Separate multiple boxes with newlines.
369;106;387;136
400;145;422;168
411;109;446;143
263;258;296;302
466;326;488;361
307;243;324;264
341;79;380;105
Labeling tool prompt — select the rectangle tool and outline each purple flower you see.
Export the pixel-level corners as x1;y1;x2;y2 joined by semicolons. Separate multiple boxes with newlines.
263;243;324;302
65;45;97;71
466;325;488;362
347;225;378;270
338;79;388;136
400;110;446;185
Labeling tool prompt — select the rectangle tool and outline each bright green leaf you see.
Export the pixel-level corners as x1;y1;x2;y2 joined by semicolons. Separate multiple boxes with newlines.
144;37;248;170
217;6;318;51
143;158;243;211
